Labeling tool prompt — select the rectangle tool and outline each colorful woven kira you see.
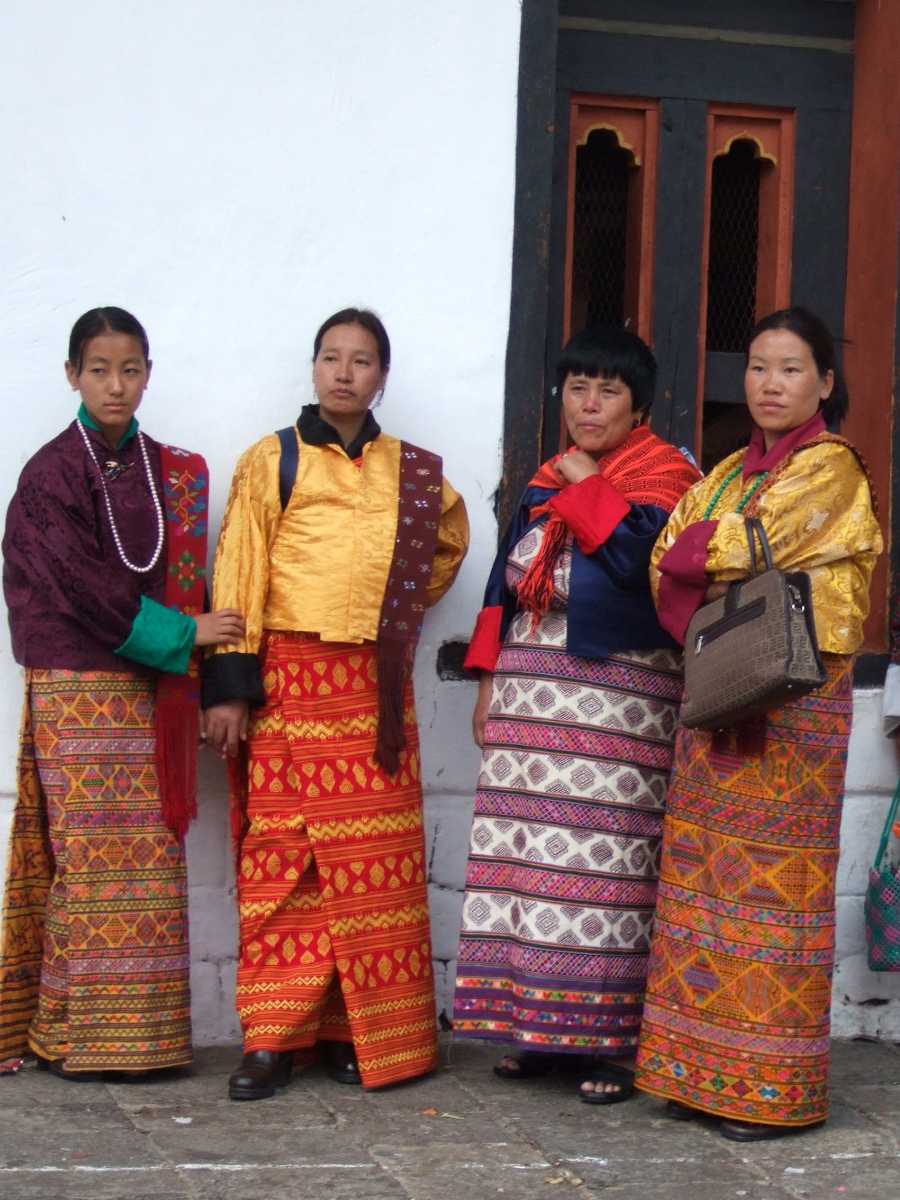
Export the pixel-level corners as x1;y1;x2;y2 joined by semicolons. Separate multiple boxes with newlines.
864;782;900;972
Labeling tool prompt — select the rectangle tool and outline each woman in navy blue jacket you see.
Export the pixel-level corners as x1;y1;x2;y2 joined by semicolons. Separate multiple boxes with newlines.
452;326;699;1103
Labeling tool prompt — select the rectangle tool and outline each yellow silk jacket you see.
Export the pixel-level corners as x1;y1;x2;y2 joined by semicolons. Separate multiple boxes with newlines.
651;438;882;654
210;431;469;657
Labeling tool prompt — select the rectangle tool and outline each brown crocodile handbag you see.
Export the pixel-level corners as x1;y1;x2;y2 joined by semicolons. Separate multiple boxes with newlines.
680;517;826;730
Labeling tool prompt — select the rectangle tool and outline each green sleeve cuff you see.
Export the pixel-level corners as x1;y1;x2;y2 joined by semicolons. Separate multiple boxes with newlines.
116;596;197;674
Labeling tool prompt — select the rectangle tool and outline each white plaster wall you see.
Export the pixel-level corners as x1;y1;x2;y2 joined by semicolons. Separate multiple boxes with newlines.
0;0;518;1044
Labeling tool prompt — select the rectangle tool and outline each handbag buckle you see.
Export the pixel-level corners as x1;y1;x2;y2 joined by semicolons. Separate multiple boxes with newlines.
695;633;704;653
788;584;805;614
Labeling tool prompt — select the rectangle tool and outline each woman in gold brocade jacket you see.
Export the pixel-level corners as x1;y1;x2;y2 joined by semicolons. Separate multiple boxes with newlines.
634;308;881;1141
203;308;468;1100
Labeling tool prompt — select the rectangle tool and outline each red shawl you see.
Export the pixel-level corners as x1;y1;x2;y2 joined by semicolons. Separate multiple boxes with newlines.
156;445;209;838
518;425;700;618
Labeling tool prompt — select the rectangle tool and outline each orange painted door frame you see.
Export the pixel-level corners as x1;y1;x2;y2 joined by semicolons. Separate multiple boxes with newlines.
843;0;900;650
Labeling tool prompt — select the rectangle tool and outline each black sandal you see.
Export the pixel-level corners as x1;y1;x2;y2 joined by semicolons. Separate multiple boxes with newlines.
578;1062;635;1105
493;1051;567;1080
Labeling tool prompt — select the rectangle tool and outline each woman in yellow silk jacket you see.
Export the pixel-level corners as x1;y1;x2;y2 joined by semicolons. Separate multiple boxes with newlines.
203;308;468;1100
633;307;881;1141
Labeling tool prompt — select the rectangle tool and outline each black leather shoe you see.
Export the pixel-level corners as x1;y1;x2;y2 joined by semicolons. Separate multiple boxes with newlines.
228;1050;293;1101
665;1100;698;1121
34;1054;105;1083
720;1118;822;1142
321;1040;361;1085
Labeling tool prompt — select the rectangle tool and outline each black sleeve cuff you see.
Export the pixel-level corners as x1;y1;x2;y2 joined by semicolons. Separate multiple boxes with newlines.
201;652;266;709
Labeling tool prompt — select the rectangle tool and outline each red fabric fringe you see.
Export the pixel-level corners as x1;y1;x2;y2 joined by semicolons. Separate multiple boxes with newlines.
515;515;569;623
374;642;413;775
154;690;199;841
517;426;700;623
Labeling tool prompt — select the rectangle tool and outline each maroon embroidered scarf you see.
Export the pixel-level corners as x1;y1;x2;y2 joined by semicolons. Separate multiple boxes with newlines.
374;443;443;774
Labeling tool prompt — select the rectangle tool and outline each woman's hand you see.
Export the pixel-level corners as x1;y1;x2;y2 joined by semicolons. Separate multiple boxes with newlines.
553;450;600;486
194;609;245;646
704;582;729;602
473;673;493;749
204;701;249;757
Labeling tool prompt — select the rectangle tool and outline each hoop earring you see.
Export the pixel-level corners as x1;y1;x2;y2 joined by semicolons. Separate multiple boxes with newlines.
371;387;385;410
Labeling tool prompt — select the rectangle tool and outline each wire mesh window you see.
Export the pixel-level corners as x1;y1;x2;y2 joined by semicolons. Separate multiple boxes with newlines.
571;129;631;331
705;139;763;352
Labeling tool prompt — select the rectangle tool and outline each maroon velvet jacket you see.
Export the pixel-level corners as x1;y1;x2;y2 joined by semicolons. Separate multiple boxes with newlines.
3;421;167;671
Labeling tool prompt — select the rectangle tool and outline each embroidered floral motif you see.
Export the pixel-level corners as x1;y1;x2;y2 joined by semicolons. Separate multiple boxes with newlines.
164;467;208;538
169;550;206;593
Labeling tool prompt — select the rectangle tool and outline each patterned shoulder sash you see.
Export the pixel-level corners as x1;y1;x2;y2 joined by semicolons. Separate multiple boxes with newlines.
156;445;210;838
374;442;443;774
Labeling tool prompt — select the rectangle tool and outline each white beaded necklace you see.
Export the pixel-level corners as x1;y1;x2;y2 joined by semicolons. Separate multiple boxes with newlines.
77;419;165;574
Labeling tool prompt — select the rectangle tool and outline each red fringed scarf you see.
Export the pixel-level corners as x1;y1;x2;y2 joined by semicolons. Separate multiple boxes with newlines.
517;425;700;620
155;446;209;839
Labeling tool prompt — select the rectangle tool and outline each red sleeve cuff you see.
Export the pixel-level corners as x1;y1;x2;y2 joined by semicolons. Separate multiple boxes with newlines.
548;473;630;555
655;521;718;645
464;605;504;672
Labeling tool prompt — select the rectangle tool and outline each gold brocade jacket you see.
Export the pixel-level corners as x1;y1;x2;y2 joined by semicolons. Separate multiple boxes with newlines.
650;438;882;654
209;430;469;659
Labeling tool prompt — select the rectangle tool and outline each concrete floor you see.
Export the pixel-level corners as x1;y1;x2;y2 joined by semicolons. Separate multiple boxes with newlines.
1;1037;899;1199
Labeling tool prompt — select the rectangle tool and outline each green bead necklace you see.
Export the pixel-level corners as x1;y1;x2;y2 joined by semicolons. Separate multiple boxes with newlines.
702;465;768;520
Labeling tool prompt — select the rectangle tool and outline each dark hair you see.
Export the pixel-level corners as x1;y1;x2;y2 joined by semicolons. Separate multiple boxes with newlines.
747;307;849;427
67;307;150;373
555;325;657;415
312;307;391;371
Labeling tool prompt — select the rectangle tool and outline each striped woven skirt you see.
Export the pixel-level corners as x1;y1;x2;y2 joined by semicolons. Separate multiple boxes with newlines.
0;669;191;1072
234;632;438;1089
453;609;682;1056
634;654;853;1126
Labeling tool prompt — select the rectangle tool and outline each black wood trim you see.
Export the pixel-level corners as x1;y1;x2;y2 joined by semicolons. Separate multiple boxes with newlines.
559;1;855;42
540;83;574;464
651;98;708;452
557;30;852;109
500;0;560;535
559;17;852;55
855;654;889;689
704;353;747;406
790;106;852;344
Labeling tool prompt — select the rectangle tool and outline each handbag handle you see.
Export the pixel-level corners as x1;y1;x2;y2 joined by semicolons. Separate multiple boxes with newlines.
874;780;900;871
745;517;774;576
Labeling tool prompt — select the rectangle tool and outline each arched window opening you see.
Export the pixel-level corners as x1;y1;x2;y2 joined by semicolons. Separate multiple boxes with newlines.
706;139;766;353
571;129;632;331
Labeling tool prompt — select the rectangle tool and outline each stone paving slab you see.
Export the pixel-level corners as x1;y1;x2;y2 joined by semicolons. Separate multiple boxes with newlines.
1;1038;899;1199
584;1184;799;1200
770;1155;900;1200
0;1180;192;1200
186;1163;408;1200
